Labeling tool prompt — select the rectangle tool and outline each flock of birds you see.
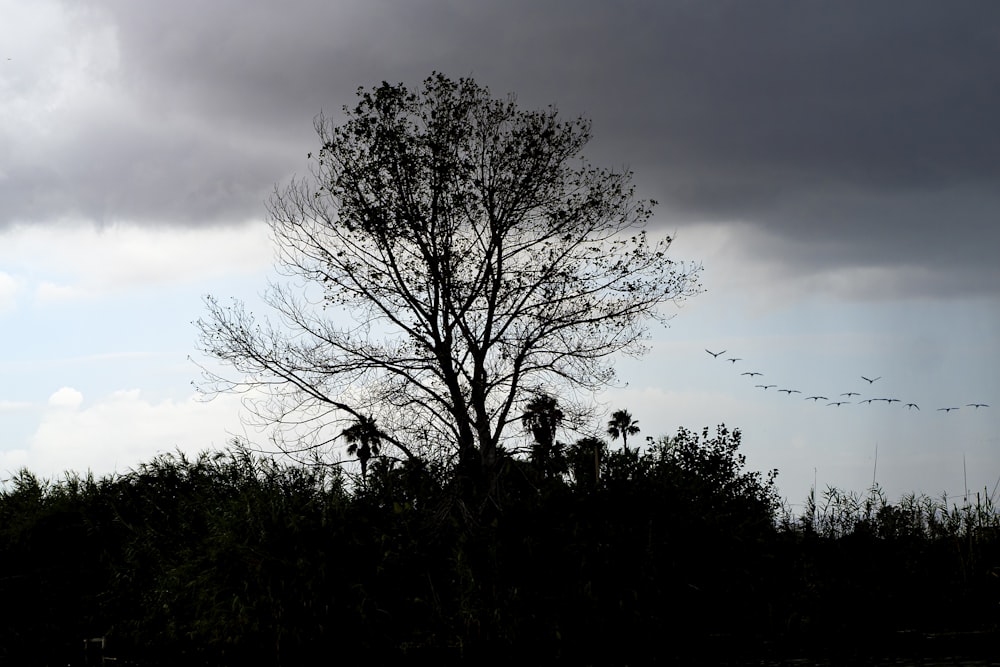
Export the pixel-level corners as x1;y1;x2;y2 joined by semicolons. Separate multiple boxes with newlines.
705;349;990;413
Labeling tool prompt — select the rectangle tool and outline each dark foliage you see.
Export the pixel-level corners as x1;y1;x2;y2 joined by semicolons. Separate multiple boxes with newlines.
1;428;998;665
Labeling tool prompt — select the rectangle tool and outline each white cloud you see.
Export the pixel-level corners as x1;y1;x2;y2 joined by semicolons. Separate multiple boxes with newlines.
0;399;33;412
48;386;84;409
0;220;273;304
10;388;251;480
35;280;87;303
0;271;18;313
0;449;30;476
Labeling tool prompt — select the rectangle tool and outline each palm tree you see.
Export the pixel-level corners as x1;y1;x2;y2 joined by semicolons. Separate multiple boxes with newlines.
341;416;382;481
607;409;641;453
521;394;565;476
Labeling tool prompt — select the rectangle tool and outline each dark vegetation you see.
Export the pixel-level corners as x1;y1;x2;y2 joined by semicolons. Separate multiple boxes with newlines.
2;426;998;666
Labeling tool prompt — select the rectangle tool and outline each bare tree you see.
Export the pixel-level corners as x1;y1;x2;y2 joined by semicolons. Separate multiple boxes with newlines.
196;73;700;494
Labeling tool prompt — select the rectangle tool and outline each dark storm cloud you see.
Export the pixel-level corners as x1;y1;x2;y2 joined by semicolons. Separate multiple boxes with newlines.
0;111;279;225
7;0;998;294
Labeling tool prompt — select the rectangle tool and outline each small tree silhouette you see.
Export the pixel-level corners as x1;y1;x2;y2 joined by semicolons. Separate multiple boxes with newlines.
567;436;607;488
606;409;640;453
341;417;382;481
520;394;565;477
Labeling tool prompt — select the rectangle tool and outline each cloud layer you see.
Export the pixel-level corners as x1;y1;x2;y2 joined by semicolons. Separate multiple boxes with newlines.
1;388;249;481
3;1;998;299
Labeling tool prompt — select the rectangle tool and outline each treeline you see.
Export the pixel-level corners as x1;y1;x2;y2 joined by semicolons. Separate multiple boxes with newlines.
1;426;998;665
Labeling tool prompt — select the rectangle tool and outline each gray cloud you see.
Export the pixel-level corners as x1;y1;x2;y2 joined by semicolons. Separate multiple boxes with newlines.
3;0;997;296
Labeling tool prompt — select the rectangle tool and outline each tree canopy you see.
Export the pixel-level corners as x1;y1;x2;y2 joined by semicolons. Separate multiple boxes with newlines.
196;73;700;493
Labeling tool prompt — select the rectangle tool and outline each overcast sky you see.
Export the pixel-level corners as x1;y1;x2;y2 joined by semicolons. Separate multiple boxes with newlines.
2;0;997;506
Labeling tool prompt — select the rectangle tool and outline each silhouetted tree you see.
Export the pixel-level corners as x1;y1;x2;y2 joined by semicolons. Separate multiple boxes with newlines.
341;416;382;481
566;436;607;488
520;394;565;477
607;408;640;452
195;73;700;498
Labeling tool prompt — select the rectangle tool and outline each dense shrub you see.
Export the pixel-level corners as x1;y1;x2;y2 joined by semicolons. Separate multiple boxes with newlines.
1;428;997;665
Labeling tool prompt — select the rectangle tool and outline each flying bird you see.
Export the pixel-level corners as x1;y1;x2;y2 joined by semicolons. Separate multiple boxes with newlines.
755;384;777;390
967;403;990;409
706;349;726;358
860;399;876;405
726;357;742;364
861;376;881;384
827;401;848;407
875;398;900;404
904;403;919;410
741;371;763;377
778;389;801;395
841;392;861;397
805;396;828;402
938;407;960;412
